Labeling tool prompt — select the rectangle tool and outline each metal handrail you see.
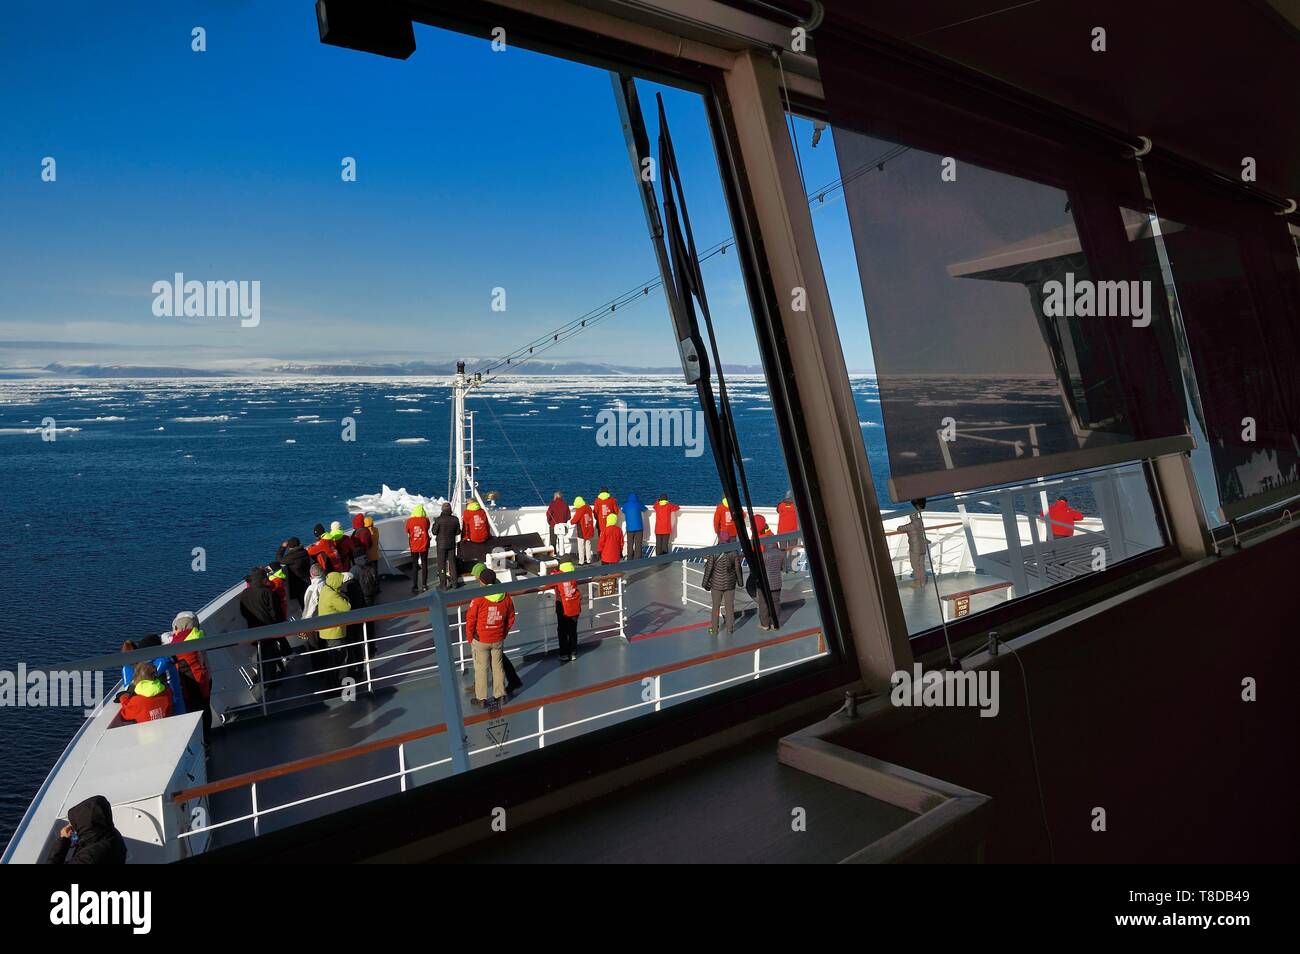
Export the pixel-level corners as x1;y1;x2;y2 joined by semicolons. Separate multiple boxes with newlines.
171;624;824;817
31;534;802;677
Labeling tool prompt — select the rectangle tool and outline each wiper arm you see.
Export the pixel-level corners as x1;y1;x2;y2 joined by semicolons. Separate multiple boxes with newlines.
610;73;777;623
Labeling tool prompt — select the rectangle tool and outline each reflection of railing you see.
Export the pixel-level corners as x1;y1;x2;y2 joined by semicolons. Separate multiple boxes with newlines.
937;422;1045;470
172;625;826;841
680;540;815;611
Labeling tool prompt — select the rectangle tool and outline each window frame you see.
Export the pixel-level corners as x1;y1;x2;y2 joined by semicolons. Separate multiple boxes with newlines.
781;95;1187;656
202;0;862;861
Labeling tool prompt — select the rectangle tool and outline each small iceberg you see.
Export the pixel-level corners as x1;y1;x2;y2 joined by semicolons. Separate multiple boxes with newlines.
347;484;448;516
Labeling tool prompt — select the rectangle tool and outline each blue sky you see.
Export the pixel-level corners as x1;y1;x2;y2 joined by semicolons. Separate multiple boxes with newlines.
0;1;874;372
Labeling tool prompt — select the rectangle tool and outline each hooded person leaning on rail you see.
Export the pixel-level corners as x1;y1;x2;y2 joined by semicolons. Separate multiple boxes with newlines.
43;795;127;865
120;635;186;716
117;661;174;724
622;491;646;560
598;512;624;565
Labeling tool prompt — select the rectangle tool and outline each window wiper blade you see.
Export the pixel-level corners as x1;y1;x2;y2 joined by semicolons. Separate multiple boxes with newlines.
610;72;777;621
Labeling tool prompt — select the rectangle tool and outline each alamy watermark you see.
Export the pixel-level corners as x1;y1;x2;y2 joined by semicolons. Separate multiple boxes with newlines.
50;885;151;934
595;399;705;458
152;272;260;327
890;664;1000;718
1;665;108;718
1041;272;1151;328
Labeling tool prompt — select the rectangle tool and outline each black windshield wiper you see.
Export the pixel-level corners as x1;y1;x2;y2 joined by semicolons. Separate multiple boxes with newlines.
610;74;778;623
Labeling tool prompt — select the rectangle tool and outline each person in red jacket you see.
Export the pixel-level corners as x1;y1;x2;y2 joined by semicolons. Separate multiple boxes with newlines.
308;523;343;572
652;495;680;556
776;493;800;568
169;611;211;744
327;520;354;570
776;494;798;536
463;500;491;544
266;565;290;620
548;561;582;661
1042;496;1084;538
598;513;624;565
117;662;174;723
570;496;596;566
713;497;735;541
545;491;570;552
405;504;431;593
466;568;516;705
592;488;620;528
350;513;373;565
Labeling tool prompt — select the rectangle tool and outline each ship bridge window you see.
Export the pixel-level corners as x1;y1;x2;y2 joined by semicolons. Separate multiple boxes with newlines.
1136;166;1300;527
0;12;851;852
783;109;1174;645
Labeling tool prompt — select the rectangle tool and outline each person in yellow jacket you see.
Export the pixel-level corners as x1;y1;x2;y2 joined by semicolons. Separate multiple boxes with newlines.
316;571;354;688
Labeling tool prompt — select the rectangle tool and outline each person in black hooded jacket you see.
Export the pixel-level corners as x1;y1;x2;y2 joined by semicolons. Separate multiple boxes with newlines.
275;536;312;605
432;502;461;590
240;566;291;677
43;795;127;864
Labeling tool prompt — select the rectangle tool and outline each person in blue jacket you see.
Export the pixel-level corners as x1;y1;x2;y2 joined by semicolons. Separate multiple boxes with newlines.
622;491;647;560
120;634;187;715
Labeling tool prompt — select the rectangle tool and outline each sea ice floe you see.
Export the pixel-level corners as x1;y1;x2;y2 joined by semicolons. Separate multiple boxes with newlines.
347;484;448;516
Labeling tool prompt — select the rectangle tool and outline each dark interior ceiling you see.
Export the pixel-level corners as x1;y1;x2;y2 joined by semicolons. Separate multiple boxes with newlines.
751;0;1300;201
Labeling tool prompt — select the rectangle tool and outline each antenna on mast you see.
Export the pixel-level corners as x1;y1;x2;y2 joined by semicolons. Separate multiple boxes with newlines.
449;360;493;531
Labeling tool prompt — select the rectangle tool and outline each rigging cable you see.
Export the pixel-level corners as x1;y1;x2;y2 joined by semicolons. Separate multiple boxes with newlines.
473;391;548;506
474;140;908;379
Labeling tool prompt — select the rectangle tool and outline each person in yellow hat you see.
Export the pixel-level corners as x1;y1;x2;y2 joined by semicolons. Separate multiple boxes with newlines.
598;512;624;565
713;496;735;541
570;495;595;565
548;561;583;661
